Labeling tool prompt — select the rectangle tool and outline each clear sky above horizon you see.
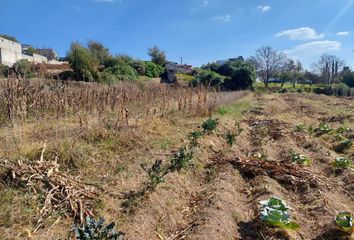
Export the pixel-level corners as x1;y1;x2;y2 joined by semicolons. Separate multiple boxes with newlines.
1;0;354;69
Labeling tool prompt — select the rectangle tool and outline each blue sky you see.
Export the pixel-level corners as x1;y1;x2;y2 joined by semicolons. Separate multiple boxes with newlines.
1;0;354;69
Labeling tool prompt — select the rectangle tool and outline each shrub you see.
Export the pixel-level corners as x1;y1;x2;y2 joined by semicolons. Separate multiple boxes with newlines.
190;69;225;88
0;64;10;78
169;146;194;172
105;63;138;81
13;60;35;78
144;61;163;78
188;131;203;147
335;212;353;233
201;118;219;134
332;157;353;169
259;197;299;230
146;160;166;186
73;216;125;240
290;152;311;166
333;83;351;97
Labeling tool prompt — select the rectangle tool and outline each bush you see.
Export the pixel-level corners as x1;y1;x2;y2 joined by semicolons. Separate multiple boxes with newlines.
144;61;163;78
99;70;119;85
333;83;351;96
190;69;225;88
201;118;219;133
105;63;138;81
0;64;10;78
13;60;35;78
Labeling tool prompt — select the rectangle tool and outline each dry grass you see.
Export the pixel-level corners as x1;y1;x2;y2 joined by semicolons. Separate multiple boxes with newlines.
0;81;353;240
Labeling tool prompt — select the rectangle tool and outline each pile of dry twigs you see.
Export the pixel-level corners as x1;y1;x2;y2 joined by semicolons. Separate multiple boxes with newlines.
0;148;99;232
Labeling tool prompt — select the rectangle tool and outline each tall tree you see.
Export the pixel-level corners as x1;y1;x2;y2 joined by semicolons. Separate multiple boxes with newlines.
147;46;166;66
248;46;287;88
313;54;345;85
88;41;111;66
67;42;98;81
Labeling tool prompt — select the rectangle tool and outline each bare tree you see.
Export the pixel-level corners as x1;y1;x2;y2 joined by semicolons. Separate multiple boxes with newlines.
313;54;345;85
249;46;287;87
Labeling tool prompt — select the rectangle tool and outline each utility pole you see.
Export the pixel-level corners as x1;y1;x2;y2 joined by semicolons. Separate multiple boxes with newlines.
180;56;183;65
75;48;79;81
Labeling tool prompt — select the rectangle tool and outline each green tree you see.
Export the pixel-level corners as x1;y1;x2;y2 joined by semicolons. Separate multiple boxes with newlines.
190;69;225;88
341;70;354;88
104;63;138;81
202;57;256;90
67;42;99;81
144;61;163;78
88;41;111;66
147;46;166;66
0;34;18;42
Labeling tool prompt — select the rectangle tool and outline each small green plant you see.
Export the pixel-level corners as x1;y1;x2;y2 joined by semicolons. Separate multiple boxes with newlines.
315;123;333;136
146;160;166;186
335;139;353;153
290;152;311;166
73;216;125;240
224;122;243;147
169;146;194;172
224;131;236;147
335;212;353;233
259;197;299;230
336;127;352;134
332;157;353;169
201;118;219;134
295;123;307;132
188;131;203;147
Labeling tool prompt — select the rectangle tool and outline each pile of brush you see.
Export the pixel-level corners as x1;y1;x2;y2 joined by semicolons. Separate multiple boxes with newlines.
0;148;99;232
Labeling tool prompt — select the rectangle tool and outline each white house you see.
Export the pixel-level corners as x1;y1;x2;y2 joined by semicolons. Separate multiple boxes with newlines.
0;37;51;67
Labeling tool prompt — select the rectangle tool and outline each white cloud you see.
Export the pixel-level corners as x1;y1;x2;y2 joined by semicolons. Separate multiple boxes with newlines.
211;15;231;23
257;5;271;12
275;27;324;40
284;41;341;57
337;31;349;36
202;0;209;7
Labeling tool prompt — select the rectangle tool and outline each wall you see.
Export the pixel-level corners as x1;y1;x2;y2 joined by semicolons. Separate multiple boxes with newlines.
0;37;23;66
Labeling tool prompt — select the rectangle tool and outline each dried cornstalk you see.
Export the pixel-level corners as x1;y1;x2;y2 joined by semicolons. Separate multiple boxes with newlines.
0;155;99;229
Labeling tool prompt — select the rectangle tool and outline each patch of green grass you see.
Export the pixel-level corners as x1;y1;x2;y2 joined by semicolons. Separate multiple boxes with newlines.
216;100;252;119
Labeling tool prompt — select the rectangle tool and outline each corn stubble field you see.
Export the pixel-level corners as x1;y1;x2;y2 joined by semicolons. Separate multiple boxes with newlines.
0;78;353;240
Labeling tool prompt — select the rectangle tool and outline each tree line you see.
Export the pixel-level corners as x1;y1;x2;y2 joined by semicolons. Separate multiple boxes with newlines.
0;36;353;90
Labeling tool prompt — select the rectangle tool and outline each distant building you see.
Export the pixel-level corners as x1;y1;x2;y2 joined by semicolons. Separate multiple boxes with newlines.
35;48;58;60
161;61;193;83
0;37;61;67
